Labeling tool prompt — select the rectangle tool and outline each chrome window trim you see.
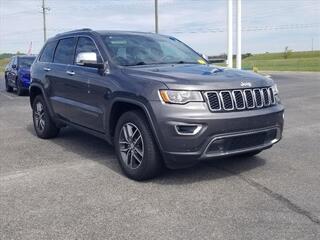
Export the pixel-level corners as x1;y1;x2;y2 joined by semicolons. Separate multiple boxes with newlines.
232;90;246;110
205;91;222;111
243;89;255;109
219;91;234;111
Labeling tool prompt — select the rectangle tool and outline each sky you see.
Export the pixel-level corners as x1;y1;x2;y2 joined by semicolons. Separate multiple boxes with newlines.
0;0;320;55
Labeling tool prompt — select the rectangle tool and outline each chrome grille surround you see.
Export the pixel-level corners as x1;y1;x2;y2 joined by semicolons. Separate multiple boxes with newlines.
205;87;276;112
243;89;255;109
219;91;234;111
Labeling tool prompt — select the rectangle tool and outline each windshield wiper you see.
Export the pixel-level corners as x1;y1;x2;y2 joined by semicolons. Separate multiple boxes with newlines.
125;61;147;66
172;61;199;64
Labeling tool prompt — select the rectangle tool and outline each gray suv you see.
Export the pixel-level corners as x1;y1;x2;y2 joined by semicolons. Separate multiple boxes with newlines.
30;29;284;180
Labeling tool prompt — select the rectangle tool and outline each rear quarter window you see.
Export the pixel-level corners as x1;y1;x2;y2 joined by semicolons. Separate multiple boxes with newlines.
39;41;57;63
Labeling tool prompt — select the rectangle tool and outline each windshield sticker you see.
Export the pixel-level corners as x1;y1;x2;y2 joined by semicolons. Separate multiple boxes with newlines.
197;59;206;64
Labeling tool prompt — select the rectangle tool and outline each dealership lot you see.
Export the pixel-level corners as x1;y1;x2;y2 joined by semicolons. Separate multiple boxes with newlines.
0;72;319;239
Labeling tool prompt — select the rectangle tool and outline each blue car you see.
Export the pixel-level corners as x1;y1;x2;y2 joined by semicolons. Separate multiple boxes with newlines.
5;55;36;95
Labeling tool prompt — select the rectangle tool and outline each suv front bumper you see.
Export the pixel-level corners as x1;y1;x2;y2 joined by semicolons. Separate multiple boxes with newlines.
149;101;284;168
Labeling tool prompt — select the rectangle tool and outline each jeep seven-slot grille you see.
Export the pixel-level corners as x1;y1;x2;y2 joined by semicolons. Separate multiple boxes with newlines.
205;87;276;112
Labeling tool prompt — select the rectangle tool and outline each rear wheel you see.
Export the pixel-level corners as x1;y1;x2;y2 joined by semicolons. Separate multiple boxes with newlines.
5;76;13;92
114;110;162;181
32;95;60;139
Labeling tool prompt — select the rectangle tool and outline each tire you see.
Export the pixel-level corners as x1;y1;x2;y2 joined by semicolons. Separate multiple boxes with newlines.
237;150;262;158
5;76;13;92
114;110;162;181
16;79;24;96
32;95;60;139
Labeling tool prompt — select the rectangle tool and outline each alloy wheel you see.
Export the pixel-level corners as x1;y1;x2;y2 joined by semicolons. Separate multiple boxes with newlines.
119;123;144;169
34;102;45;132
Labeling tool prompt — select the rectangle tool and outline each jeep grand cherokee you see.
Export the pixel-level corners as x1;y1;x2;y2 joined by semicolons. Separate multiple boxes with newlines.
30;29;284;180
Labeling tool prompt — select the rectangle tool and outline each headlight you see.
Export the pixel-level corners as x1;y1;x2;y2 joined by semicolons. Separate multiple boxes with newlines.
271;84;281;103
159;90;203;104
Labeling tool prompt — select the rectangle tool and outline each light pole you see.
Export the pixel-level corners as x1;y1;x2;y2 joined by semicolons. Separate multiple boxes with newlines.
236;0;242;69
41;0;48;42
227;0;233;68
155;0;159;33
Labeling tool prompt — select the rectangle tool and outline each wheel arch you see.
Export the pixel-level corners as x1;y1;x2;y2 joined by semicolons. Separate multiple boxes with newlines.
108;98;163;152
29;84;55;118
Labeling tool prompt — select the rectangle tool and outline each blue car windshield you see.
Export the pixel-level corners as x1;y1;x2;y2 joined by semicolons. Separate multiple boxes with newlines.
101;34;206;66
19;57;36;68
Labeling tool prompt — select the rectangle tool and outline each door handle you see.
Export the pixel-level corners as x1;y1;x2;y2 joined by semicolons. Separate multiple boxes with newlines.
66;70;75;76
43;67;51;72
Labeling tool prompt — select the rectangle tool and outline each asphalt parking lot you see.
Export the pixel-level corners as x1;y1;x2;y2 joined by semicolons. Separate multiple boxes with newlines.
0;72;320;240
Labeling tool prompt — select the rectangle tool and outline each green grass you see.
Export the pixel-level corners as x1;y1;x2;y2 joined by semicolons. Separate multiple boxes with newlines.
0;58;10;72
216;51;320;72
242;51;320;72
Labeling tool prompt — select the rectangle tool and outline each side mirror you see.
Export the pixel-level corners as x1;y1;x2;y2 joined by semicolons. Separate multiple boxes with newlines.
76;52;103;68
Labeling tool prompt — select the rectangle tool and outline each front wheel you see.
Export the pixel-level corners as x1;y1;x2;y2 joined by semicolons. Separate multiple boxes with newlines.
5;76;13;92
32;95;60;139
114;110;162;181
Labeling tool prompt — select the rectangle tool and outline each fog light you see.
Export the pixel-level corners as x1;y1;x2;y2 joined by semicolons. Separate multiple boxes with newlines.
175;124;202;135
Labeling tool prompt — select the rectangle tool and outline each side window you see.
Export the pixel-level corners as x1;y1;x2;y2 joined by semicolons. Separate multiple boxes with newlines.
75;37;102;63
39;41;57;62
53;38;76;65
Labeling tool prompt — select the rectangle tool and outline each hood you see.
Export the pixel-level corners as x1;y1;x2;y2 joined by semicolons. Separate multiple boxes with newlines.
123;64;273;90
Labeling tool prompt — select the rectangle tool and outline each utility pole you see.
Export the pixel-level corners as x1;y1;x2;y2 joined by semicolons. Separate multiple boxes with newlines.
311;37;314;52
236;0;242;69
155;0;159;33
227;0;233;68
41;0;49;42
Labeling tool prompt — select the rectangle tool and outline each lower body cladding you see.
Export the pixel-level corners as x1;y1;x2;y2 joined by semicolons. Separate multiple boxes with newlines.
149;101;284;168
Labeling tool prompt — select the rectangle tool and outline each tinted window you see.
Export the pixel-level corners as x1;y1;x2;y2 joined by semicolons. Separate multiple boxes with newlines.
18;57;36;68
54;38;76;64
75;37;102;63
40;41;56;62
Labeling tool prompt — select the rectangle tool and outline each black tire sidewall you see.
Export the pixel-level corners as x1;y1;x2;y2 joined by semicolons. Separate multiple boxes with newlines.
16;79;24;96
32;95;59;139
114;110;162;180
5;76;13;92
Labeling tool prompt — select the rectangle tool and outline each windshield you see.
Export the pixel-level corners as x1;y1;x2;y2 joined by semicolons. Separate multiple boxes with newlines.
101;34;207;66
18;57;35;68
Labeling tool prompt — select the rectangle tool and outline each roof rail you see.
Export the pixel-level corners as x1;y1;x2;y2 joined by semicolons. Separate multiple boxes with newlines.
55;28;93;36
